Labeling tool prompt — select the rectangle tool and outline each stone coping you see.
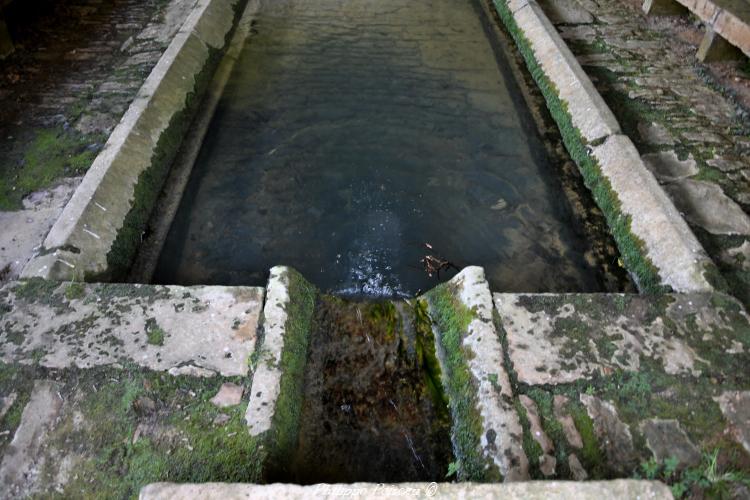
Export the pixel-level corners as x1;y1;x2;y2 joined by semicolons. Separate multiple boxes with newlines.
245;266;292;436
494;0;716;293
139;480;673;499
425;267;528;481
21;0;245;281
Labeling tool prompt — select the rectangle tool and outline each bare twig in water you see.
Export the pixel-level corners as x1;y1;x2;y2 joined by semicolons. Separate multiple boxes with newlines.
419;243;459;279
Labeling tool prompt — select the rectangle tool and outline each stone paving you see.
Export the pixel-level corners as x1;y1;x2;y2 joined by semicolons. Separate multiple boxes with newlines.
540;0;750;306
493;290;750;495
0;0;195;283
1;267;749;496
0;279;264;497
2;0;750;498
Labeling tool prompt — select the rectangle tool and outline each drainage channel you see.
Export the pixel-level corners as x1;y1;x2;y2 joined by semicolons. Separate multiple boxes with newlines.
247;266;524;484
137;0;632;297
272;297;452;483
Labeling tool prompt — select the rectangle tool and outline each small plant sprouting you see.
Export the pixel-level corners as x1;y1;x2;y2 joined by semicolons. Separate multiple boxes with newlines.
446;461;460;479
635;449;750;499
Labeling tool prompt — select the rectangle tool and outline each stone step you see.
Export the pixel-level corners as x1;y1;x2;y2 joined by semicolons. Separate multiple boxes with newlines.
139;480;673;499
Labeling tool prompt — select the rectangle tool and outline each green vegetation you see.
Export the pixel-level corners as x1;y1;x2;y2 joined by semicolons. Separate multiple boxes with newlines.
0;362;265;498
13;278;63;304
522;388;608;479
425;282;501;481
413;298;449;413
145;318;166;346
263;268;316;476
368;301;400;342
0;363;34;456
636;449;750;499
514;398;545;477
64;282;86;301
0;127;100;210
568;402;607;477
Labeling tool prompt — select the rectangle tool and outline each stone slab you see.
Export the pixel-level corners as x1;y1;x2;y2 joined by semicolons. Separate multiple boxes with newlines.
0;280;263;376
511;0;621;143
538;0;594;24
591;135;713;292
641;151;699;182
494;292;750;385
245;266;291;436
139;480;673;499
665;178;750;236
427;267;529;481
21;0;244;281
580;394;638;475
639;418;701;467
714;390;750;453
0;380;62;497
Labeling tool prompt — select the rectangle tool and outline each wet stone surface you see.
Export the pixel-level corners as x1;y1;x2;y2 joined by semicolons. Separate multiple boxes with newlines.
154;0;618;296
281;296;452;483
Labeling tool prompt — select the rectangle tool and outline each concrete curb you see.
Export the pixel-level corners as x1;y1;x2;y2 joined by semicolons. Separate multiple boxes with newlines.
512;0;621;143
425;266;529;481
493;0;715;293
129;0;262;283
21;0;245;281
244;266;316;479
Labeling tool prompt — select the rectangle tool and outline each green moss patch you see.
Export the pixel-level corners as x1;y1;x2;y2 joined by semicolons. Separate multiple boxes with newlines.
513;398;544;478
0;363;34;457
262;268;316;477
0;362;265;498
0;127;103;211
145;318;166;346
425;283;501;481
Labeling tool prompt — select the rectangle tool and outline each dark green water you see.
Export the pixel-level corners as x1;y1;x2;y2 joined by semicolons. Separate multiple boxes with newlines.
154;0;610;296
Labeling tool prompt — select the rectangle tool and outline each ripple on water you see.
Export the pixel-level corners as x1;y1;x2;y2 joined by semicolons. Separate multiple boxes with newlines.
153;0;610;295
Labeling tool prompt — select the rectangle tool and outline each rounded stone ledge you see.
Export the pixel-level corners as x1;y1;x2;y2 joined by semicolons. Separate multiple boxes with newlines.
139;480;673;500
510;0;621;143
591;134;714;293
20;0;244;282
